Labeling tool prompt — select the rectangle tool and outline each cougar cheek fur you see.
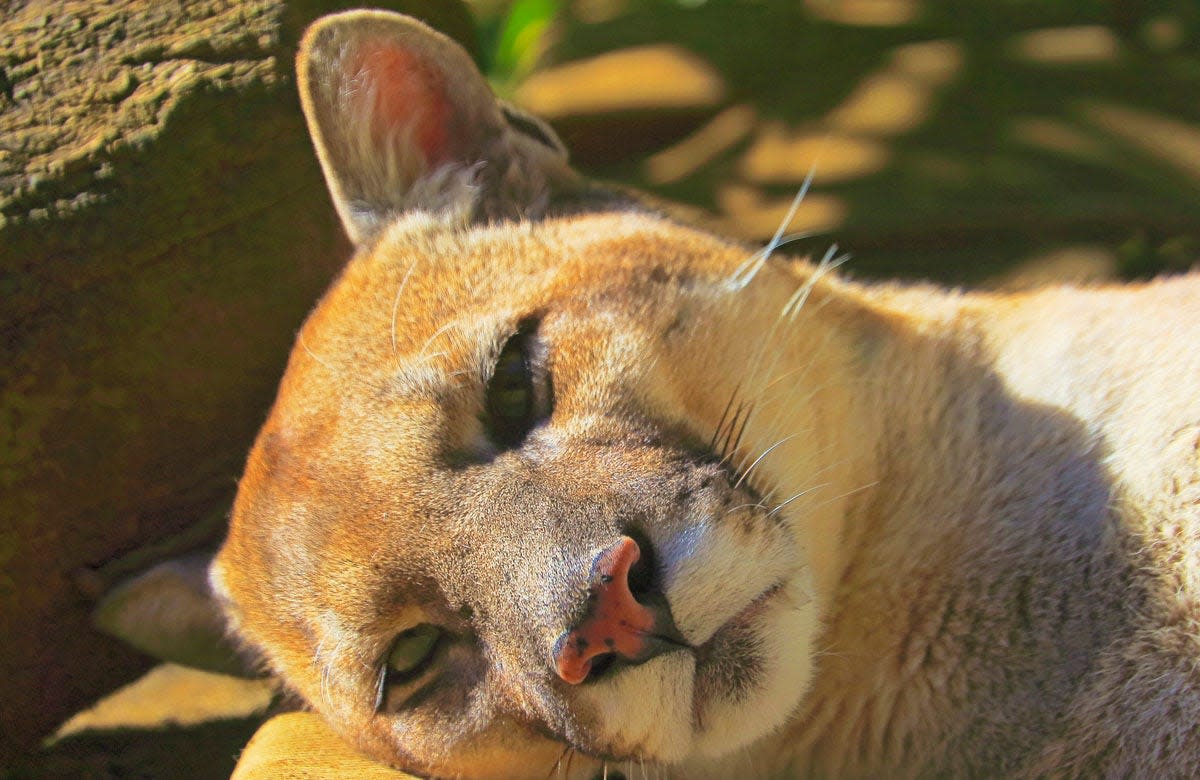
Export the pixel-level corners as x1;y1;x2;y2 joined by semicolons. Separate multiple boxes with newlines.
210;9;1200;779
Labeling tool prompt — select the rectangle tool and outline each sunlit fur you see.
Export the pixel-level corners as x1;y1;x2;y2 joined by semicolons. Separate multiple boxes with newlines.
215;10;1200;779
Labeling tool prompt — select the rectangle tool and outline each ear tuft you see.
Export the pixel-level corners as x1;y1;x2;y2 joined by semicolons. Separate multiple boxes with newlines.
349;44;456;170
298;10;573;245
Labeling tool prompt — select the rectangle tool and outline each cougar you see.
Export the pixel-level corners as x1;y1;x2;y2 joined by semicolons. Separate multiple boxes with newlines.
195;9;1200;779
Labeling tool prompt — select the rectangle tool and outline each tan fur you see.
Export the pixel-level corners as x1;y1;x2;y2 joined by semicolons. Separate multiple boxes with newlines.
213;11;1200;779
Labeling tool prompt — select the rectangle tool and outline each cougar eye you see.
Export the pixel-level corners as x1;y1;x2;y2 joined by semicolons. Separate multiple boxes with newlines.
375;624;444;713
386;624;442;680
484;321;548;449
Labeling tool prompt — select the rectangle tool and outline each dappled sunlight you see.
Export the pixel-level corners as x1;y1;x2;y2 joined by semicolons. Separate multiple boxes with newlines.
716;35;963;237
50;663;272;741
890;39;962;87
827;72;932;135
1141;16;1185;52
1084;103;1200;181
514;44;726;117
716;182;846;239
828;39;962;136
739;123;887;184
990;245;1118;290
498;1;990;244
731;36;963;198
644;38;963;191
802;0;920;27
1009;26;1121;65
645;105;756;184
1009;117;1107;161
571;0;630;25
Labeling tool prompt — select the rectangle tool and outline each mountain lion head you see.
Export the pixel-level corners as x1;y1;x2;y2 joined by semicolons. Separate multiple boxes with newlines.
211;9;868;779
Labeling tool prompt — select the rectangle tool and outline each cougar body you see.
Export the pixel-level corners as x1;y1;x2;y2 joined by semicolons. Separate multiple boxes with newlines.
211;10;1200;778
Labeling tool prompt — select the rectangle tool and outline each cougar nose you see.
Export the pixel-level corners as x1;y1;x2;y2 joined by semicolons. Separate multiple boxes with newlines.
552;535;685;685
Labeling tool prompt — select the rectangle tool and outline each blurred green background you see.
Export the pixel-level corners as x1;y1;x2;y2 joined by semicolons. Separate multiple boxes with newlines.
482;0;1200;286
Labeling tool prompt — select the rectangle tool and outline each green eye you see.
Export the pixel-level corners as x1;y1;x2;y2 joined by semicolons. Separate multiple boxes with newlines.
491;347;532;420
485;321;549;449
386;624;441;678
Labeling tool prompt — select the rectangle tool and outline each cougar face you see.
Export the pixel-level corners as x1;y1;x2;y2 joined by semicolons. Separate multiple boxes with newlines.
198;7;861;772
206;10;1200;779
213;208;830;776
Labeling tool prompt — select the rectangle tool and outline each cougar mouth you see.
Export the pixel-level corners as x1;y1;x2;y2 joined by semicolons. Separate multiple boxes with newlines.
558;583;788;764
705;582;785;645
689;581;786;719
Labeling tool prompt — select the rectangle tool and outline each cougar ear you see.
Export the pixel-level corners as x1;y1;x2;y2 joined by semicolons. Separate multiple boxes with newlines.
93;551;256;678
297;10;573;245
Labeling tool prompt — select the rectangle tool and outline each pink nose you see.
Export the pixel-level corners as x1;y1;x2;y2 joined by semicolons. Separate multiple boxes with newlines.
552;536;672;685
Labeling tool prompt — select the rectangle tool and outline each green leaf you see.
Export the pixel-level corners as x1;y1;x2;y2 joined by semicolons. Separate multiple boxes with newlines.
492;0;560;82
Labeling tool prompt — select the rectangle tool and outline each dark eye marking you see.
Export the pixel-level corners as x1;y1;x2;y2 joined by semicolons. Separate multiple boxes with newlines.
501;103;563;153
484;319;551;450
375;624;444;713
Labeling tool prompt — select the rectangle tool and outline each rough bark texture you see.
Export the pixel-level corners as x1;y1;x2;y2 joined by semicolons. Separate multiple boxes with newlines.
0;0;474;760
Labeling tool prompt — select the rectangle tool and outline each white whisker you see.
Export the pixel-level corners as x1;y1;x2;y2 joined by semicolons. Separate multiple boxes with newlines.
299;332;336;374
740;242;848;423
725;501;769;516
419;319;460;358
754;340;855;447
390;262;416;356
775;229;826;251
734;434;803;490
812;479;880;511
729;162;820;289
413;350;448;365
767;482;831;518
783;244;847;320
547;745;572;780
740;248;854;451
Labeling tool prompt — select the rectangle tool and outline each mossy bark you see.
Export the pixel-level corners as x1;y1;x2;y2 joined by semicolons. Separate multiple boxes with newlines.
0;0;474;759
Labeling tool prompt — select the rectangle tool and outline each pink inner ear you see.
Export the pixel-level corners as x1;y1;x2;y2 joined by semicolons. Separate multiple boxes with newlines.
347;41;457;170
